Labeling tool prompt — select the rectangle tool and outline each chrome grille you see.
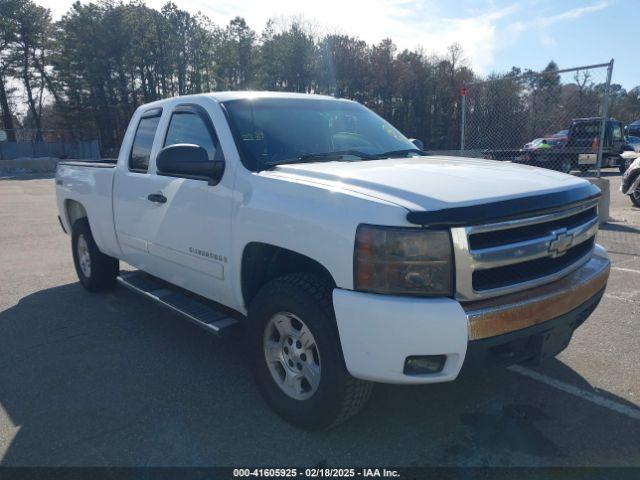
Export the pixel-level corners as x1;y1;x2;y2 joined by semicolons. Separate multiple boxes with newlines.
451;199;599;300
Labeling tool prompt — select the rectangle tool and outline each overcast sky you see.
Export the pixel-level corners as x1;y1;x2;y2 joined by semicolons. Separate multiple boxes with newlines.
39;0;639;89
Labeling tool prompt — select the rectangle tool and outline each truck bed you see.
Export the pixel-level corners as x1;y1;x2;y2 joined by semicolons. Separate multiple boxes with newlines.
56;160;120;259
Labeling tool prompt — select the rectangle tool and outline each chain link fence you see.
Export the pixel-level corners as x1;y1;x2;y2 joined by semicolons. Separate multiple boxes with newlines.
454;61;618;177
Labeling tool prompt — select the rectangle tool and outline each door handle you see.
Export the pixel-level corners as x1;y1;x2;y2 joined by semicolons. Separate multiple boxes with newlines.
147;193;167;204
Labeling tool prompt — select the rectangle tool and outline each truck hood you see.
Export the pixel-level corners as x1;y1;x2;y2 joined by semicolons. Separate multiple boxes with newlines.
263;156;589;212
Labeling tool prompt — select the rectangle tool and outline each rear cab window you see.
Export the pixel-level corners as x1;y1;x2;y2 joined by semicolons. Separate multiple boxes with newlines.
612;124;623;141
129;108;162;173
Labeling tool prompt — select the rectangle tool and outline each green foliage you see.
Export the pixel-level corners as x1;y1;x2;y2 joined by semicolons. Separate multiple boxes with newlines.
0;0;639;155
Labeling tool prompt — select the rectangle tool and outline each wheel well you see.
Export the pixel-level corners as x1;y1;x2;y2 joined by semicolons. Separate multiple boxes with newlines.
241;243;336;307
65;200;87;228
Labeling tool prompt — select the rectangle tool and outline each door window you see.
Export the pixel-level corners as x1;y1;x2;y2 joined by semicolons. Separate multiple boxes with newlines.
129;113;162;172
612;124;623;142
164;111;218;160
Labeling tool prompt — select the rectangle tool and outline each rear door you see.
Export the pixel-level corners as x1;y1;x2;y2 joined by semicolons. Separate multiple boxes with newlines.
113;107;164;269
142;102;235;302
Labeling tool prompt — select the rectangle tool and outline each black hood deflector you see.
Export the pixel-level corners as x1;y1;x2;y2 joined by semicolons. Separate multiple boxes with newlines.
406;183;601;227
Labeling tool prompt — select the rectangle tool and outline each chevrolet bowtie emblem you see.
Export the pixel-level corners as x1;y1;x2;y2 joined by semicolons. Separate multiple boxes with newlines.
549;229;574;257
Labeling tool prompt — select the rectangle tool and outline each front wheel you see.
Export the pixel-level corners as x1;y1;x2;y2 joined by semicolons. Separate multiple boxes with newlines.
631;188;640;207
247;273;373;430
72;218;119;292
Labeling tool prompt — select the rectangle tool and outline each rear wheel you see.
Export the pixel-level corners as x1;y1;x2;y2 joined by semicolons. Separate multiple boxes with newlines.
631;188;640;207
72;218;119;292
247;273;373;430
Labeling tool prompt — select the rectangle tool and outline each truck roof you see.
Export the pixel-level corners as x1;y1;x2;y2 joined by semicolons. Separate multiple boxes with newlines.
138;91;346;110
209;91;341;102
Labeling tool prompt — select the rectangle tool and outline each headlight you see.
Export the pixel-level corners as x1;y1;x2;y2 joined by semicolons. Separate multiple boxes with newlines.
354;224;453;296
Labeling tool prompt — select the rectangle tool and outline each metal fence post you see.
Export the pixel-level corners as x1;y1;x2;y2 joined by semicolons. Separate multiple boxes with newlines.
596;59;614;178
460;87;467;151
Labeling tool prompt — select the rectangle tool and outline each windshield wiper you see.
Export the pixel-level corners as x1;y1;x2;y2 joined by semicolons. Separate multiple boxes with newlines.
263;150;377;169
373;148;427;159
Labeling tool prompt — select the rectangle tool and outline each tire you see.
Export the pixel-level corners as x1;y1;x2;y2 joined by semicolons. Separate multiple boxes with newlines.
71;218;119;292
631;188;640;208
247;273;373;430
619;164;628;174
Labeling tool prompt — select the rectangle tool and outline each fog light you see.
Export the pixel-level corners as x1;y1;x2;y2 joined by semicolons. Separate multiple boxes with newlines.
403;355;446;375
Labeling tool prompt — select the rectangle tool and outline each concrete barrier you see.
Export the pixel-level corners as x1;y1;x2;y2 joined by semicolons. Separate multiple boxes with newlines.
586;177;610;224
0;157;61;174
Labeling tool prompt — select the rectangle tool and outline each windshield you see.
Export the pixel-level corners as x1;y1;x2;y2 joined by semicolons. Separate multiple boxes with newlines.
222;97;417;171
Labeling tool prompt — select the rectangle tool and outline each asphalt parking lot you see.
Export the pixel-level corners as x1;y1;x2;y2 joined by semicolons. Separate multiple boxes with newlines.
0;170;639;467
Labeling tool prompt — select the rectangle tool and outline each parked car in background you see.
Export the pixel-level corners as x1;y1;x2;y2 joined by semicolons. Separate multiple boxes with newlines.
621;154;640;207
625;120;640;138
522;138;544;150
551;130;569;144
485;118;627;173
522;137;566;151
553;129;569;138
626;135;640;152
621;136;640;173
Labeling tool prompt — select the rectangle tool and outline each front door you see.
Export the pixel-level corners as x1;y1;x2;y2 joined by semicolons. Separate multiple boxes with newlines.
142;103;234;303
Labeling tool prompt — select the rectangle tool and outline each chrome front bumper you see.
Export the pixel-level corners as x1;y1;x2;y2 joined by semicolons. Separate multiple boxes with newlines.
461;244;610;341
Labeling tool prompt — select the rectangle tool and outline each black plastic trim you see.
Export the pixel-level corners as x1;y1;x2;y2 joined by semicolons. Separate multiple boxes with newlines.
141;107;163;119
128;110;162;174
162;103;220;151
157;103;226;185
406;183;601;227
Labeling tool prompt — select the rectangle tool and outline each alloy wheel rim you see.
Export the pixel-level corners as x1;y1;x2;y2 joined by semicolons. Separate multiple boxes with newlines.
263;311;321;400
77;235;91;278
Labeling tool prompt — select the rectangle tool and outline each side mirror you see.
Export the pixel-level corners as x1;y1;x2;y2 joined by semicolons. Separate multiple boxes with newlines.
410;138;424;151
156;144;224;185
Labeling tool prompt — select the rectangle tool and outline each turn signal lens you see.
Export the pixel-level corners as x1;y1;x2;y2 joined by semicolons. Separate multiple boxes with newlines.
354;225;453;296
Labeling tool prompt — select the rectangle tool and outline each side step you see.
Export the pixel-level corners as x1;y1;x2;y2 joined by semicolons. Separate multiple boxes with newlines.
117;271;240;336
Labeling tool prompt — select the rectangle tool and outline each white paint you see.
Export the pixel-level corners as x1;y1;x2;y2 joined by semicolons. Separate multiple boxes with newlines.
267;154;586;213
55;91;612;384
508;365;640;421
333;288;468;384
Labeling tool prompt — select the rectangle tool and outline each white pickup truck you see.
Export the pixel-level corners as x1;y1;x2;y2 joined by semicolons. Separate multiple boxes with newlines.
56;92;610;430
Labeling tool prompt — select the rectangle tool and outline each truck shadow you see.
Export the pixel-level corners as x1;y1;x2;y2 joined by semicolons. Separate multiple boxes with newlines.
0;283;638;466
